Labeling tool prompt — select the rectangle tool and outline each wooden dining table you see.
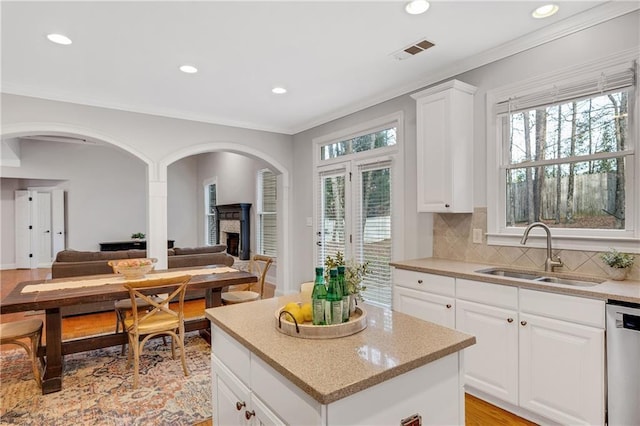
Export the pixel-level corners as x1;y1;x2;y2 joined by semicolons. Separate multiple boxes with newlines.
0;266;257;394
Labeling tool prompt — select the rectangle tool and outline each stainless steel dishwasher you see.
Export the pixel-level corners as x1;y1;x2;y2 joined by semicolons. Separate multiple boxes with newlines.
606;301;640;425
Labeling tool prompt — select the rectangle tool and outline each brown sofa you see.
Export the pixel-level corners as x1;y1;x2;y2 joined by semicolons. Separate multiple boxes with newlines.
52;245;233;316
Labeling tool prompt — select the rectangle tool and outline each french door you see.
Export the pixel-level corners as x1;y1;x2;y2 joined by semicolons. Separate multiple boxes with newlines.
316;159;393;306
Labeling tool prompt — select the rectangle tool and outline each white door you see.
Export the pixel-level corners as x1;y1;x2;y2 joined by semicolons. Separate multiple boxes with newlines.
51;189;65;258
456;299;519;405
393;286;455;328
519;313;605;425
37;192;52;265
15;190;36;268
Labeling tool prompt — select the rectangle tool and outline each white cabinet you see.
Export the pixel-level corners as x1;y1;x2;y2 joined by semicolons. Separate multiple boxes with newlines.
455;279;605;426
456;299;518;405
411;79;477;212
518;289;605;425
393;269;455;328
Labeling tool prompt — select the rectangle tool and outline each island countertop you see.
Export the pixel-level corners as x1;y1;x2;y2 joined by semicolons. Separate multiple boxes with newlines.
205;295;475;405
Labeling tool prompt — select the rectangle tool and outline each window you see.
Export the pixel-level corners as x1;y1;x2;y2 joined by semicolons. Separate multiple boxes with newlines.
257;169;277;257
315;112;403;307
205;181;217;246
487;55;639;251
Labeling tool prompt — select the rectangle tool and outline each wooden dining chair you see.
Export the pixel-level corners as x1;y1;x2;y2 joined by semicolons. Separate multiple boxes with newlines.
115;295;167;355
123;274;192;389
221;254;273;304
0;318;43;386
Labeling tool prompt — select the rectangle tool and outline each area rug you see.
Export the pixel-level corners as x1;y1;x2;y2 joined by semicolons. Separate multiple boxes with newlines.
0;332;211;425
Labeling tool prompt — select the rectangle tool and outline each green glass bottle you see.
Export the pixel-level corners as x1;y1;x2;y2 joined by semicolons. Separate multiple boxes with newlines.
337;265;349;322
326;268;343;325
311;267;327;325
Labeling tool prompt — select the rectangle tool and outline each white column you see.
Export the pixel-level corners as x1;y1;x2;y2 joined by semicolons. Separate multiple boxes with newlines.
148;178;168;270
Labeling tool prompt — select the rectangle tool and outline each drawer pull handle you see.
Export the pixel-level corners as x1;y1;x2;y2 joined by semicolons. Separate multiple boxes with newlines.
236;401;246;411
245;410;256;420
521;320;527;326
446;304;452;309
507;318;514;323
417;279;423;284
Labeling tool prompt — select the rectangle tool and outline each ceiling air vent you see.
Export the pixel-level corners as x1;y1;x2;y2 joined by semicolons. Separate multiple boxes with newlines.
391;39;435;61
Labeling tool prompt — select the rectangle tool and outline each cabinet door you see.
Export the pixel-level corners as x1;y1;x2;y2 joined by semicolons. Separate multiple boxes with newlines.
456;299;518;405
213;357;251;426
519;313;605;425
251;394;286;426
394;286;455;328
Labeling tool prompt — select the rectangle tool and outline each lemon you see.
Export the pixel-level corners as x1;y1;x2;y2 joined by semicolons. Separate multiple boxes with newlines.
300;303;312;322
282;306;304;324
284;302;300;311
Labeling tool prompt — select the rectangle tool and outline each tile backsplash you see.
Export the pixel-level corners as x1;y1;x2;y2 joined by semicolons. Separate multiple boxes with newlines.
433;207;639;281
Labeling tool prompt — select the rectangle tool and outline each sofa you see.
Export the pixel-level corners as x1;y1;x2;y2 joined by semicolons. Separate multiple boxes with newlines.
52;245;233;316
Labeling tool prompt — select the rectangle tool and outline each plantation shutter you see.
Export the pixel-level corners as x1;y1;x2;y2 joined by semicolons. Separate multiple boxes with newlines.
258;169;277;257
496;62;636;115
354;159;392;307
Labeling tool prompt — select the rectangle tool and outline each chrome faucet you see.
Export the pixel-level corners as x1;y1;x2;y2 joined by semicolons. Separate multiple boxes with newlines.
520;222;563;272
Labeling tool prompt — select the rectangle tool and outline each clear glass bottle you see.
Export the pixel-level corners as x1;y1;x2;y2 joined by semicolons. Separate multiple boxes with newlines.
326;268;343;325
311;267;327;325
337;265;349;322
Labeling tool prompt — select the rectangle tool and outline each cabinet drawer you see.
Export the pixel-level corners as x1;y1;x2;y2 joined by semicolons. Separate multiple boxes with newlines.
212;325;251;385
251;356;321;425
456;279;518;309
519;288;605;328
393;268;455;296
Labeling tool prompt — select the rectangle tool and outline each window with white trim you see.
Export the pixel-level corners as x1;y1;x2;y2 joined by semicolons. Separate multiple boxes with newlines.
257;169;277;257
487;56;639;252
205;181;217;246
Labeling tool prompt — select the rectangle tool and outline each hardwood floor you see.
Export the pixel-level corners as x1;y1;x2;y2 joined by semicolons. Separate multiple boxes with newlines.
1;268;535;425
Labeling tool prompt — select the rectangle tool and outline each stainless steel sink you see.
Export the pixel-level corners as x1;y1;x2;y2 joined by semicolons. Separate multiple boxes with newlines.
533;276;603;287
475;268;541;280
475;267;604;287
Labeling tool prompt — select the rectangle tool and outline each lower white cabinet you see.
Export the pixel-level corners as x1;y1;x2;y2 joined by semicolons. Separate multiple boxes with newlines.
213;356;285;426
455;299;518;405
455;279;605;426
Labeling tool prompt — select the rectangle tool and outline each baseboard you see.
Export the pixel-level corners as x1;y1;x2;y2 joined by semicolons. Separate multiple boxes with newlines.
1;263;17;270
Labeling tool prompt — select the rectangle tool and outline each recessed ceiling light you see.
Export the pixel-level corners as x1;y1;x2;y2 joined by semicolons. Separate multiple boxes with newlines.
272;87;287;95
179;65;198;74
532;4;559;19
405;0;430;15
47;33;72;45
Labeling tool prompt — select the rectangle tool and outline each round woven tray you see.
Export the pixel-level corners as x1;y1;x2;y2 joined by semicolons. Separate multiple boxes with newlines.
274;304;367;339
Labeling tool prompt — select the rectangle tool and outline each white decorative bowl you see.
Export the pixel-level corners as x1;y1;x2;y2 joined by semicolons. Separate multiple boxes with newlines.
108;258;157;280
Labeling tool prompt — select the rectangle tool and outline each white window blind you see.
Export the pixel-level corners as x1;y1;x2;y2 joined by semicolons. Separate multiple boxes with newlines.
205;183;217;245
496;63;636;115
354;160;392;307
257;169;277;257
316;167;347;266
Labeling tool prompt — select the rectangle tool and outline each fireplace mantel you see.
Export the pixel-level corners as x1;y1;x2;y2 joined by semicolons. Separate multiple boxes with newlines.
215;203;251;260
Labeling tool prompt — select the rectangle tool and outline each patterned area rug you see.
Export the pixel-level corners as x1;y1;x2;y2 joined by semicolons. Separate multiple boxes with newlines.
0;332;211;425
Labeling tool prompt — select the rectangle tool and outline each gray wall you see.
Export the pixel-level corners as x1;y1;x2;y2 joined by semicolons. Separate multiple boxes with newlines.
1;146;271;267
290;11;639;285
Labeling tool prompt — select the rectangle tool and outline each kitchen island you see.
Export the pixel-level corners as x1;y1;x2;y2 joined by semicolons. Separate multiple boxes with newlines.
205;295;475;425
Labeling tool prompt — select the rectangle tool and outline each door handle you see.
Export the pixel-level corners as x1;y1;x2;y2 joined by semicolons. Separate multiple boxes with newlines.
316;241;322;246
45;230;50;233
57;232;63;235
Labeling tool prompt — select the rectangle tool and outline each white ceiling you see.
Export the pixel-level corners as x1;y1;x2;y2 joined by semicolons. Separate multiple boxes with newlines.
1;1;637;135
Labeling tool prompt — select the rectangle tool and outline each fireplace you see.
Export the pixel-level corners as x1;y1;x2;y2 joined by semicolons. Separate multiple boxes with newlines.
215;203;251;260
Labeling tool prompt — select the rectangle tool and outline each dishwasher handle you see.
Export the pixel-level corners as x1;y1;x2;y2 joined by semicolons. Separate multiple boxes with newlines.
615;312;640;332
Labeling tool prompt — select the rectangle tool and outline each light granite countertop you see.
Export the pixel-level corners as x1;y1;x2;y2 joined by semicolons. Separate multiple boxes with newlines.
390;258;640;304
205;295;475;405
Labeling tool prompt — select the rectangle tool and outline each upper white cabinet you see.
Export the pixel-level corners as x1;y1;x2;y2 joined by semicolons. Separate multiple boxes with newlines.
411;80;477;212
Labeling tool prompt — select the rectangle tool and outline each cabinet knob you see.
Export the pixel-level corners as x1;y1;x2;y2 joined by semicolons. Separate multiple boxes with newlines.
417;279;423;284
236;401;246;411
520;320;527;326
445;204;450;208
507;318;514;323
245;410;256;420
446;304;452;309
